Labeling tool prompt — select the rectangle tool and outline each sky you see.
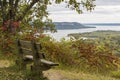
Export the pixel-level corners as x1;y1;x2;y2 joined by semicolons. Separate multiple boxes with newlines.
48;0;120;23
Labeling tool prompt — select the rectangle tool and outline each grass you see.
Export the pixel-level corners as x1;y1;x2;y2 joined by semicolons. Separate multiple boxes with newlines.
0;67;25;80
44;69;120;80
0;59;120;80
0;51;119;80
0;59;48;80
0;60;25;80
112;70;120;79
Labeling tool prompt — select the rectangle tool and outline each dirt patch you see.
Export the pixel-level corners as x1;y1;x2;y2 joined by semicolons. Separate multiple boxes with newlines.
0;60;11;68
44;69;70;80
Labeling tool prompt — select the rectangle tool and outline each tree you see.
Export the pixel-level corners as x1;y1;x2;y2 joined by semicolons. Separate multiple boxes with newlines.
0;0;95;32
0;0;95;54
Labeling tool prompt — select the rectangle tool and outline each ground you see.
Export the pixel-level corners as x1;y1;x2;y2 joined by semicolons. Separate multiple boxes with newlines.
0;60;119;80
0;60;10;68
44;70;69;80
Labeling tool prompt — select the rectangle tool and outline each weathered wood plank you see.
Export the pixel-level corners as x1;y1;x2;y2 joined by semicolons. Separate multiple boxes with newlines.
24;55;33;60
23;55;33;62
16;39;26;70
21;48;33;55
19;40;32;49
36;42;42;51
24;55;59;66
40;59;59;66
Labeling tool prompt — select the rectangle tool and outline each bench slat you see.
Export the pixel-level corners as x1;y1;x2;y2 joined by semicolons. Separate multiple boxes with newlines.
24;55;33;59
40;59;59;66
24;55;58;66
21;48;33;55
19;40;32;49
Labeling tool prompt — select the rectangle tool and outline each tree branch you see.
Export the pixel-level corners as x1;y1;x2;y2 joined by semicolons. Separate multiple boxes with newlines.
9;0;14;20
17;0;39;21
13;0;20;20
0;0;2;8
14;0;19;8
3;0;7;6
0;0;6;23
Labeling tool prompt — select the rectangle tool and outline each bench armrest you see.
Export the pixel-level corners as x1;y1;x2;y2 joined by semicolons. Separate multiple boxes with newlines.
40;59;59;66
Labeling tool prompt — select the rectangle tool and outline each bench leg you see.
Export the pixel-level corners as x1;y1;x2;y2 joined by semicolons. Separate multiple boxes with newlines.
16;59;26;70
30;65;44;80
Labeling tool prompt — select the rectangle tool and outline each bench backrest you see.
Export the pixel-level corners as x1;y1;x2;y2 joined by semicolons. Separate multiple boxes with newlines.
16;39;43;61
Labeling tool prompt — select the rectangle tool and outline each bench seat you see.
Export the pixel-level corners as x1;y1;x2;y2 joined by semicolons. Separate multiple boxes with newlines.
24;55;58;66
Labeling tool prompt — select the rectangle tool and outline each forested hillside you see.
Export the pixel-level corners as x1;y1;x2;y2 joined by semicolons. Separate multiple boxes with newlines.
54;22;95;30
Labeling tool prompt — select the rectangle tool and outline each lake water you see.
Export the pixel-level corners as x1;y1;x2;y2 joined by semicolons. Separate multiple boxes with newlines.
46;25;120;41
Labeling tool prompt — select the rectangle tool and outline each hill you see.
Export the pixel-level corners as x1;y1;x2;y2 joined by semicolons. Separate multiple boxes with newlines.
54;22;95;30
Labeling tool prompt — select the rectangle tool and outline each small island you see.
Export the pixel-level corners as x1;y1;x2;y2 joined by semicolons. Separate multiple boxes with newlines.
54;22;96;30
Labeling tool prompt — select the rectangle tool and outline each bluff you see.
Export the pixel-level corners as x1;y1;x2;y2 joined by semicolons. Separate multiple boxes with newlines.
54;22;95;30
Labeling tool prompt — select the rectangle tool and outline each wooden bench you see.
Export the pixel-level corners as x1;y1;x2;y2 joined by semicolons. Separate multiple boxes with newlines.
16;39;58;76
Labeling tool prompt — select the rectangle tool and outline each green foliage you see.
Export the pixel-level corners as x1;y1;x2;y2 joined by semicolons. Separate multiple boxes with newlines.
1;29;120;73
0;29;16;55
39;38;76;66
0;0;95;54
69;30;120;56
72;39;120;72
37;36;120;73
0;0;95;33
112;71;120;79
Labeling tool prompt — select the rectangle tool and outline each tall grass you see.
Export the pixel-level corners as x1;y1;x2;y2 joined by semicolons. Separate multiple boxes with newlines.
38;37;120;73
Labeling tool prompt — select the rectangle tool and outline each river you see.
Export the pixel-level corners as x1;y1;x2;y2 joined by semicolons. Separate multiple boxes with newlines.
46;25;120;41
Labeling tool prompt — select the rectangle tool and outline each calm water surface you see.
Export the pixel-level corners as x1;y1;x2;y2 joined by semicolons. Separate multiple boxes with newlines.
46;26;120;41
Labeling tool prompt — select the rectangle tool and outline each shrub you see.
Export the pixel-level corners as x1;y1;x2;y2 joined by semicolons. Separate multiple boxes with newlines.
39;38;120;73
71;39;120;72
39;38;76;66
112;71;120;79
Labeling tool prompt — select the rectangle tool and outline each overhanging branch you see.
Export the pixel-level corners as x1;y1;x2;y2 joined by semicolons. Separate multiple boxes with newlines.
14;0;19;9
17;0;39;21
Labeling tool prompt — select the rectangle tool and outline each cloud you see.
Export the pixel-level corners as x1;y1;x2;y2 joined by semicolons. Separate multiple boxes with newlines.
47;1;120;23
93;6;120;14
48;0;120;14
95;0;120;5
49;5;120;15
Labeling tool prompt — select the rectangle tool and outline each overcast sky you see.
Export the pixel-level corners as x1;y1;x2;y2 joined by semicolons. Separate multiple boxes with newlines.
95;0;120;5
48;0;120;23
